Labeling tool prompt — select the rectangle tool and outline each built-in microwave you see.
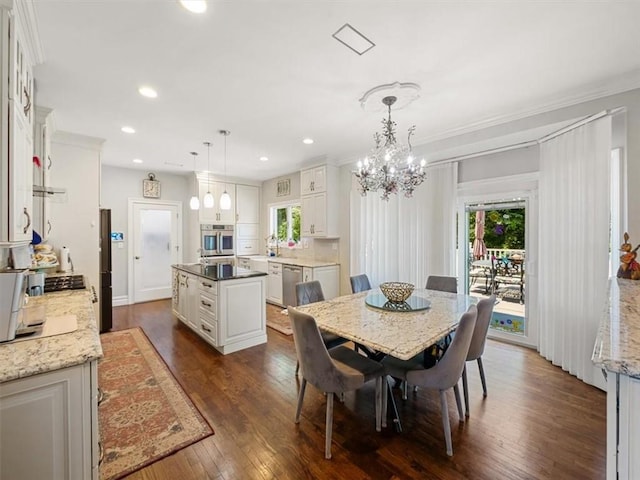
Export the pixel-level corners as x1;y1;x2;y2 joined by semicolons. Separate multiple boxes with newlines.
201;224;234;256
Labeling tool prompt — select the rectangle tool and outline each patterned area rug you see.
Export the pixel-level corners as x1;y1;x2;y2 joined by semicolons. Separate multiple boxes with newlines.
266;308;293;335
98;328;213;480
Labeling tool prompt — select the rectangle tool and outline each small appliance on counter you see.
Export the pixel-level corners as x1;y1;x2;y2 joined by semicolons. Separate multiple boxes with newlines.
27;272;45;296
0;269;29;342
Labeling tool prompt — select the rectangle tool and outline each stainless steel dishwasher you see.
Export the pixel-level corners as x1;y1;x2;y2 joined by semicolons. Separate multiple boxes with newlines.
282;265;303;307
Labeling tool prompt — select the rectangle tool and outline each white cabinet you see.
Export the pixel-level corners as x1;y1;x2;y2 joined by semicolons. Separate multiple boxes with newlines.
235;184;260;223
302;265;340;300
237;256;251;270
0;361;98;480
301;166;327;195
0;6;35;244
606;372;640;479
32;106;53;240
266;262;283;305
300;165;339;238
171;267;267;354
198;178;236;224
174;270;196;324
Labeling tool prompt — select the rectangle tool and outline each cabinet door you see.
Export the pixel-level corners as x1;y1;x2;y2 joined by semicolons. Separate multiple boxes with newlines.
198;181;236;224
267;263;283;304
186;273;199;330
312;266;339;300
303;267;313;283
236;184;259;223
237;238;259;255
9;100;33;242
301;193;326;237
301;166;326;195
0;363;94;480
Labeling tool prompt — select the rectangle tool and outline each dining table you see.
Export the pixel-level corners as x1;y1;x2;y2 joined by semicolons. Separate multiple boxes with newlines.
293;287;478;430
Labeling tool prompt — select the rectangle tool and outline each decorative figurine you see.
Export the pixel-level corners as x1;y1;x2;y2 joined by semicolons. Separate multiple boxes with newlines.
617;232;640;280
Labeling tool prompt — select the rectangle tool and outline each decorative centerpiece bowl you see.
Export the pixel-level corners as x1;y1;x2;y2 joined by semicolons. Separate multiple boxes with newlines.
379;282;414;303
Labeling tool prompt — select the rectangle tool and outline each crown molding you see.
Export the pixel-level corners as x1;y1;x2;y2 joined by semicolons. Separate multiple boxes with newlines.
52;131;105;151
15;0;44;64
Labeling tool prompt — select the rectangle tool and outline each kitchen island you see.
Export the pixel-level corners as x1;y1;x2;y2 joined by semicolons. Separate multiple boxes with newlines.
593;278;640;480
0;288;102;480
172;264;267;354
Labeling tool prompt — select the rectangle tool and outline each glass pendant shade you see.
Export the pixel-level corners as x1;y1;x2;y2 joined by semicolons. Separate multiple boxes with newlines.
218;130;232;211
203;192;214;208
220;190;231;210
189;151;200;210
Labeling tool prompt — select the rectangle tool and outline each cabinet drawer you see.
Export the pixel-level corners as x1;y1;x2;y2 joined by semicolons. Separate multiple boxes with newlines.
199;292;216;316
237;223;259;238
269;262;282;275
198;278;217;295
237;257;251;269
237;238;259;255
199;316;217;345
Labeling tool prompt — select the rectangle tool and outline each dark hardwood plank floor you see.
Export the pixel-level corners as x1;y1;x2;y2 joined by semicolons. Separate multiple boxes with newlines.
111;300;606;480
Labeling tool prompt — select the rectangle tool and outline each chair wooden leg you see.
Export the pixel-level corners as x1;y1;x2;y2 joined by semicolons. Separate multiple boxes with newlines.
325;392;334;459
295;378;307;423
375;377;382;432
439;390;453;456
477;357;487;397
453;383;464;422
462;364;470;417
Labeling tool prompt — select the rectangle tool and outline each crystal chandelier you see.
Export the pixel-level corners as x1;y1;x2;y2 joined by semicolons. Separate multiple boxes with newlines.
355;95;426;200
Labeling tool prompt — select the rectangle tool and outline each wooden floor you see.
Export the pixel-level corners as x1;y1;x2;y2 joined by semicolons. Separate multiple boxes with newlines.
111;300;606;480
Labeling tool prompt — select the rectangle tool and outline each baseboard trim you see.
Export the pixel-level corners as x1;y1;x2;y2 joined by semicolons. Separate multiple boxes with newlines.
113;295;129;307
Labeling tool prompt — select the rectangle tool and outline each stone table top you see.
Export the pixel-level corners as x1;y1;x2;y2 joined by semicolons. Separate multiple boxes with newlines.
294;288;477;361
593;278;640;378
0;289;103;383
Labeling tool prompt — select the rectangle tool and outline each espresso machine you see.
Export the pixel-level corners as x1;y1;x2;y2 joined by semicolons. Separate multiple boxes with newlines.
0;269;28;342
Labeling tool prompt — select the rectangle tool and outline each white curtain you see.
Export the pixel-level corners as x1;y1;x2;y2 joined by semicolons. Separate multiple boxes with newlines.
538;115;611;390
350;163;457;288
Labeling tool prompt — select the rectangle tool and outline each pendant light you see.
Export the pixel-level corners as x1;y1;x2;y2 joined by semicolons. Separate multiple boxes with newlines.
203;141;214;208
219;130;231;210
188;152;200;210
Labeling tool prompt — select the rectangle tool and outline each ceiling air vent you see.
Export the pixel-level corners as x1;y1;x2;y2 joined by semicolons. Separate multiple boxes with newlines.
332;23;375;56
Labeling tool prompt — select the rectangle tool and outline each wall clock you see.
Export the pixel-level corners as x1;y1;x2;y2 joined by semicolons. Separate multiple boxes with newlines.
143;173;161;198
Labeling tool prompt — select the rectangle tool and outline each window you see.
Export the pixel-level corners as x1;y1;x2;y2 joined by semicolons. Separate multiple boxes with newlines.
269;203;301;245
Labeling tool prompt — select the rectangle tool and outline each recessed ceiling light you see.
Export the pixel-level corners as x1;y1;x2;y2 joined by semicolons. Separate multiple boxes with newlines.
302;138;314;145
259;156;269;162
180;0;207;13
138;86;158;98
121;126;135;134
132;158;143;164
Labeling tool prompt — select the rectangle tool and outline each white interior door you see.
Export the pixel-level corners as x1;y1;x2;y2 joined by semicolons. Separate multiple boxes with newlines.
131;201;181;303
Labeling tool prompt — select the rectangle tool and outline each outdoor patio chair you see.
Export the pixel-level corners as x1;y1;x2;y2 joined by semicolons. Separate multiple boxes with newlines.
462;295;495;416
382;305;478;456
294;281;350;374
288;307;386;459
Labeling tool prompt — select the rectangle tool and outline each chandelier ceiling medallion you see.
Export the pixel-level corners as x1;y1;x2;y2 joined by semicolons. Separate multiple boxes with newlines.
355;94;426;200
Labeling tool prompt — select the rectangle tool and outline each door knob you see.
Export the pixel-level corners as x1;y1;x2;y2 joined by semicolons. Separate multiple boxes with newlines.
135;256;140;259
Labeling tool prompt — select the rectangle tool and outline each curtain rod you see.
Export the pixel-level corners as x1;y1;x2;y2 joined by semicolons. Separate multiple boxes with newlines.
427;107;625;166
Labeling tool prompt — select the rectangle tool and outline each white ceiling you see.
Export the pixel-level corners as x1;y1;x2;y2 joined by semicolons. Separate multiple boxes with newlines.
32;1;640;182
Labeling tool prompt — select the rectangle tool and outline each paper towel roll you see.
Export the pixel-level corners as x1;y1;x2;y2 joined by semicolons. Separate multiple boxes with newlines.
60;246;70;272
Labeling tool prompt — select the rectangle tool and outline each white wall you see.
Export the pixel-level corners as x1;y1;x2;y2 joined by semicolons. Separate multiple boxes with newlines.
100;165;192;299
48;132;102;296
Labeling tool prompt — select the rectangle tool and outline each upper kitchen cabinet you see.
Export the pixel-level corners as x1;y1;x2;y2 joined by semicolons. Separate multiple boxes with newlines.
300;164;339;238
32;106;53;240
0;2;42;245
300;165;326;196
235;184;259;224
197;174;236;224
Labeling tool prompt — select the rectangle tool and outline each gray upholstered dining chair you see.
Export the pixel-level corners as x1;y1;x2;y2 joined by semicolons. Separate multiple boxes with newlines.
288;306;386;459
294;281;350;374
426;275;458;293
350;273;372;293
462;295;495;417
383;305;478;456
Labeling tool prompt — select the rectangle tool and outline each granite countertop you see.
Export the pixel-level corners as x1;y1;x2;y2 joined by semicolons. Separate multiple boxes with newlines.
238;255;338;268
0;289;103;383
593;278;640;378
295;289;477;361
173;263;267;281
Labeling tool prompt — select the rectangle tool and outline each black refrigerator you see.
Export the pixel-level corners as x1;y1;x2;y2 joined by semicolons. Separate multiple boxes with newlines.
99;209;113;333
